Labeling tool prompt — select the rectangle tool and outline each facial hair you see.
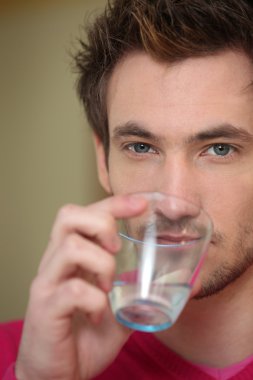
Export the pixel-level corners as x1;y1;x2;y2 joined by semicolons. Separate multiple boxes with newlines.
194;226;253;299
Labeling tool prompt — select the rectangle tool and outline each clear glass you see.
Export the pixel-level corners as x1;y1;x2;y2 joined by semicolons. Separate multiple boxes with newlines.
109;192;213;332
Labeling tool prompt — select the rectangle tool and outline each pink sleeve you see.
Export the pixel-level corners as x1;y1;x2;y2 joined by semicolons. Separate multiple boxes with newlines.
0;320;23;380
3;364;18;380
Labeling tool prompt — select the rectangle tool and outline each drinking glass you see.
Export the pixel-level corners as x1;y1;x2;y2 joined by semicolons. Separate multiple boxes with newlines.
109;192;213;332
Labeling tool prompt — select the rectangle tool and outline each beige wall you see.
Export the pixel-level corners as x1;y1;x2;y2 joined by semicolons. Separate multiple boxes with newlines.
0;0;107;322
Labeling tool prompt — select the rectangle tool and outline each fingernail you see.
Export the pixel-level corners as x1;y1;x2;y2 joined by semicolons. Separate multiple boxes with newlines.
101;279;112;293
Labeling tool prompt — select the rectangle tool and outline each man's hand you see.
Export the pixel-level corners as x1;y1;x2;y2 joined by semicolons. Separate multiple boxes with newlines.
16;194;147;380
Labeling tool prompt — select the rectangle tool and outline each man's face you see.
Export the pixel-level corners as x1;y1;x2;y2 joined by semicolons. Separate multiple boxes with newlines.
96;49;253;297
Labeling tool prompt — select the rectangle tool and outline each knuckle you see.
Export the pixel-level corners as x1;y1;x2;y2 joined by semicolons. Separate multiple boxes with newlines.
100;214;116;231
56;204;77;223
87;208;115;230
64;234;83;252
95;215;118;240
67;279;84;298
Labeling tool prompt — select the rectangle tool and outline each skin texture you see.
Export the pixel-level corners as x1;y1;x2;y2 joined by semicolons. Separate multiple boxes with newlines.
98;49;253;297
16;49;253;379
95;49;253;365
16;195;148;380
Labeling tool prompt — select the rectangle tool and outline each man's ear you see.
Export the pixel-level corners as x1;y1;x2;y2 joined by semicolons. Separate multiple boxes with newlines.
92;133;112;194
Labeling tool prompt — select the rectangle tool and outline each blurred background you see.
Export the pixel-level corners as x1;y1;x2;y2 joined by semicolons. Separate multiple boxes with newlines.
0;0;107;322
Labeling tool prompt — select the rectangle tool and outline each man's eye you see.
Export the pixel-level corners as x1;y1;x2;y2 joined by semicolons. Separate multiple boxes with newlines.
206;144;235;157
127;143;155;154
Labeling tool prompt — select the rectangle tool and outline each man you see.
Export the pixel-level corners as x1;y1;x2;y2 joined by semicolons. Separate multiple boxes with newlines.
1;0;253;379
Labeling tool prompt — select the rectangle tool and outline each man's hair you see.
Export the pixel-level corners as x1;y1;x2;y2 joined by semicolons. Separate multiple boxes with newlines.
74;0;253;154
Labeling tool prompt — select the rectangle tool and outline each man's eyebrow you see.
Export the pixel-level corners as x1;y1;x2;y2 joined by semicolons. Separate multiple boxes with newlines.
112;122;161;142
187;124;253;143
112;122;253;144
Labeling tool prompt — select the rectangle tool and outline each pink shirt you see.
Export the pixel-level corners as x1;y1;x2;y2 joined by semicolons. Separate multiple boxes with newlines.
1;320;253;380
194;355;253;380
0;320;23;380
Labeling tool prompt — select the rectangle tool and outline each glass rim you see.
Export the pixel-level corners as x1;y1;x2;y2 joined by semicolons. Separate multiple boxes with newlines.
118;232;205;249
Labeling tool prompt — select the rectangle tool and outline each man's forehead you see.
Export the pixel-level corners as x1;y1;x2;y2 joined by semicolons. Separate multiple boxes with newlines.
107;50;253;101
107;50;253;141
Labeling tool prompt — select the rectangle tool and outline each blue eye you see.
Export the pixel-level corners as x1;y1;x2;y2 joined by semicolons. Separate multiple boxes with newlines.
207;144;234;156
128;143;154;153
133;143;150;153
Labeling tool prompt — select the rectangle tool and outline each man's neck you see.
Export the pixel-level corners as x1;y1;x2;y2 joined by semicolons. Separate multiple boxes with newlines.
155;266;253;368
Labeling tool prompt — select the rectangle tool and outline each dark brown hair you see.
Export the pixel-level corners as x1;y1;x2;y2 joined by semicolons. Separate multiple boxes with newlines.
74;0;253;153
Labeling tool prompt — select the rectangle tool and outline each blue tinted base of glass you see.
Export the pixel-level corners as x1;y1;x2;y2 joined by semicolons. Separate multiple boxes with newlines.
116;312;171;332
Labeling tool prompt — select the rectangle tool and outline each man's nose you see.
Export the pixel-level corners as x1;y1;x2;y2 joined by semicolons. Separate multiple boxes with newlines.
155;156;201;208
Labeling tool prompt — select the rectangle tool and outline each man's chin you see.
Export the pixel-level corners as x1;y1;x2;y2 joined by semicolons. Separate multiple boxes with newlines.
192;259;253;300
192;275;237;300
190;272;228;300
192;285;224;300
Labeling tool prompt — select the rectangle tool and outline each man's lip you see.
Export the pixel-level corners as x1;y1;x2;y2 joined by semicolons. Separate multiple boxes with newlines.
156;234;201;244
